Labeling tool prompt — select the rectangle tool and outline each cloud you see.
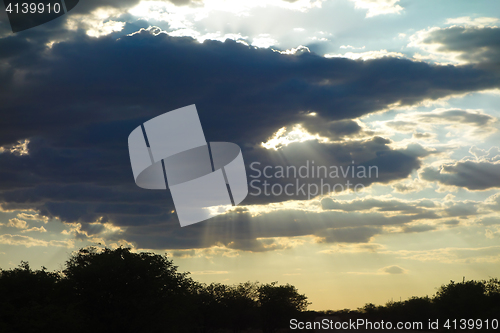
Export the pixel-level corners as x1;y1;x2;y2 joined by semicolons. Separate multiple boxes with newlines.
109;204;443;251
384;108;497;139
325;49;405;60
380;265;407;274
344;264;408;275
16;212;49;223
321;197;436;214
340;45;365;50
391;178;429;193
0;234;73;248
124;0;324;43
320;243;386;255
412;132;435;140
421;161;500;191
443;201;479;218
349;0;403;18
402;224;436;233
410;26;500;66
469;146;500;162
21;226;47;233
387;246;500;264
0;140;29;155
1;28;500;251
6;218;28;229
478;217;500;226
414;109;495;127
316;227;381;243
226;237;305;252
445;17;499;28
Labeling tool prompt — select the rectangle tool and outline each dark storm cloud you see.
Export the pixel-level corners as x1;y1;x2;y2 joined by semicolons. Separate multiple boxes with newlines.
1;28;500;250
2;30;499;147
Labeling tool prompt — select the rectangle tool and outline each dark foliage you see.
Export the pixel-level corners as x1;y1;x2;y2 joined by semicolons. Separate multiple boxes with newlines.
1;247;498;332
312;278;500;332
0;247;309;333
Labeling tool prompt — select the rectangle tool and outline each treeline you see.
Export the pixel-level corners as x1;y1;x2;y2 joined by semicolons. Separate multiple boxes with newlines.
1;247;499;333
312;278;500;329
0;247;309;333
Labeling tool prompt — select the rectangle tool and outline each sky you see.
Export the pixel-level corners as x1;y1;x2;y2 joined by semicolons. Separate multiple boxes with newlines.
0;0;500;311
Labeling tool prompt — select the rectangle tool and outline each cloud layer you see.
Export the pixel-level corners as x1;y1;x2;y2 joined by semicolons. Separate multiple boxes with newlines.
1;22;500;251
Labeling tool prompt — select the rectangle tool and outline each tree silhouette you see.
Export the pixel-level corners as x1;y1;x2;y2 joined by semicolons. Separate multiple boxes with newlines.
63;247;196;333
194;281;260;332
0;247;311;332
258;282;310;333
434;279;500;319
0;261;73;333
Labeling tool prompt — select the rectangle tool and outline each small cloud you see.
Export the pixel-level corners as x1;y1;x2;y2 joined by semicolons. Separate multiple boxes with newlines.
350;0;403;18
6;218;28;229
478;217;500;226
0;139;30;156
252;34;278;48
17;213;49;224
442;220;460;226
402;224;436;233
445;16;499;27
380;265;407;274
275;45;310;55
392;179;428;193
325;49;405;60
412;132;435;140
344;264;408;275
316;227;381;243
340;45;366;50
485;229;496;239
0;234;73;248
21;226;47;233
